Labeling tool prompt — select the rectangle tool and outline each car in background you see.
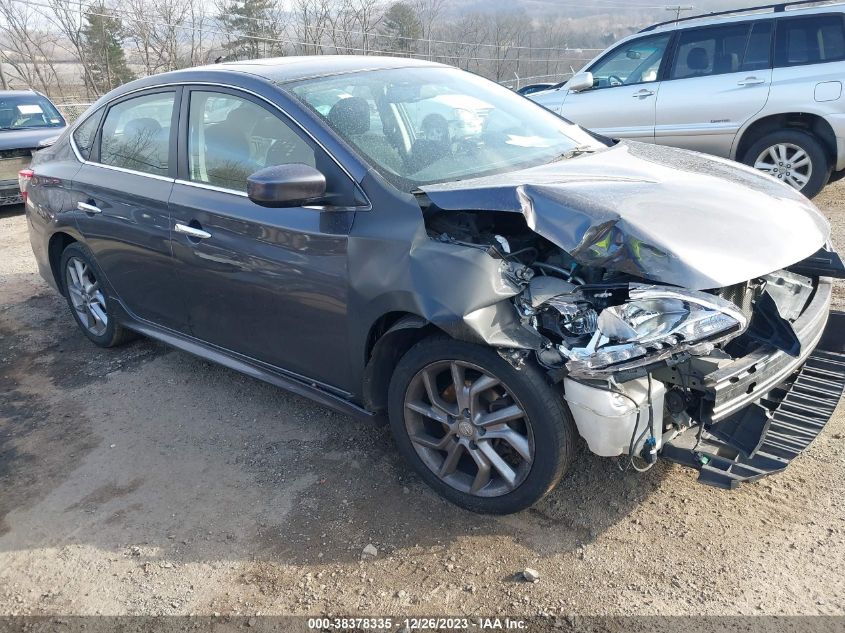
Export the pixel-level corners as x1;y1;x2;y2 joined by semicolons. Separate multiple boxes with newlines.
529;1;845;198
0;90;66;205
516;83;556;96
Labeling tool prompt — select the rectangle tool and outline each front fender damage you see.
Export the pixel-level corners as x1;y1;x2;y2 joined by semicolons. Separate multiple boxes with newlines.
403;238;542;350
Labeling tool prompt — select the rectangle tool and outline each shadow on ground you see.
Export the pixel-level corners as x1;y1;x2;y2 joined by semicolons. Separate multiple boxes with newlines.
0;273;669;572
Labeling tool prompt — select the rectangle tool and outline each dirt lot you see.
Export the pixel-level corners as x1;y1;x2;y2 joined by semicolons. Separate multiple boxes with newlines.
1;184;845;619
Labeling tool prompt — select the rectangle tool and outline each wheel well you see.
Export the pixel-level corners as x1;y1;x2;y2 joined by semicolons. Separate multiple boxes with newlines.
362;312;437;412
48;232;76;292
736;113;837;165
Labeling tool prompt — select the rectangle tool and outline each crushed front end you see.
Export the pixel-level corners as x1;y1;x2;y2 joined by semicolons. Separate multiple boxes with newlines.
522;262;845;487
415;141;845;487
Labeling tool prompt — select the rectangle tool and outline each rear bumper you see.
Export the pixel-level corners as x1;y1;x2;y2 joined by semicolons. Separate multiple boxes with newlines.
662;309;845;489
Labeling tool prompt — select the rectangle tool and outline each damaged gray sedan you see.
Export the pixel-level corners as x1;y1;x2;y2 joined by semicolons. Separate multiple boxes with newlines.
24;57;845;514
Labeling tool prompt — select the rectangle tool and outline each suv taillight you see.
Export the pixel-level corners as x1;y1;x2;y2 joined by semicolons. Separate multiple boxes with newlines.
18;169;33;202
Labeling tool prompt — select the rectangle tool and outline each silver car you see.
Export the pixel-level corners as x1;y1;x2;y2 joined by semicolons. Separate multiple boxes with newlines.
530;1;845;198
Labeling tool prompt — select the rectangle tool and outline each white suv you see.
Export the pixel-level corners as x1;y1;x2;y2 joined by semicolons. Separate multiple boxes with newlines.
530;0;845;198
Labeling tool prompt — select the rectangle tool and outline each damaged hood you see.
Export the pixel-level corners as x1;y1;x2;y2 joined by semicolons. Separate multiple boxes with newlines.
420;141;830;290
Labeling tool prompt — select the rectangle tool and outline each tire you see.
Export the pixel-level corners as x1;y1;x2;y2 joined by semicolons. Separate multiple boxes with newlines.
741;129;831;198
387;335;576;514
60;242;134;348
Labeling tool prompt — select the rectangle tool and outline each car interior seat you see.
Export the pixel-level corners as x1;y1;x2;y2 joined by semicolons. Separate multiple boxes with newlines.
116;117;167;172
685;46;711;77
408;113;451;173
714;52;740;74
256;114;315;168
204;106;259;188
326;97;403;174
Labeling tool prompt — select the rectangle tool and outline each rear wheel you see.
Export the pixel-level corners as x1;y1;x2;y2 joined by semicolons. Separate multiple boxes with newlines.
60;243;133;347
742;129;830;198
387;336;576;514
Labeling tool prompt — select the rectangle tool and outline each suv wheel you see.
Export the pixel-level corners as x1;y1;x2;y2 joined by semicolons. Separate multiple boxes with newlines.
60;242;133;347
742;129;830;198
387;336;576;514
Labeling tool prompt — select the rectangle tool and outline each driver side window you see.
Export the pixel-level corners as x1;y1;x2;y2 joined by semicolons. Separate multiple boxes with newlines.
588;34;671;89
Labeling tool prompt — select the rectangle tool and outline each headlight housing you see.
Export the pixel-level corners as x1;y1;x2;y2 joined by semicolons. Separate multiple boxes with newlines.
565;286;747;376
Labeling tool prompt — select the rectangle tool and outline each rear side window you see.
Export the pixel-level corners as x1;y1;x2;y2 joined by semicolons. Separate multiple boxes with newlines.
775;15;845;67
671;23;752;79
99;92;175;176
72;108;103;161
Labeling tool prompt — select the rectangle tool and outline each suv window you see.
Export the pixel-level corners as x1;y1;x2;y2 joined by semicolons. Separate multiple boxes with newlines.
587;33;672;88
72;108;103;160
187;91;316;192
100;92;174;176
775;15;845;67
671;23;752;79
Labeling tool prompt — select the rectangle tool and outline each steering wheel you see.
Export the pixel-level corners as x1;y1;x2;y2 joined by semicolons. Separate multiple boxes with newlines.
607;74;624;87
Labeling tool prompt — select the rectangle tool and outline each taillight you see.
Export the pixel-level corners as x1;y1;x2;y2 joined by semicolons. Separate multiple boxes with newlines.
18;169;33;202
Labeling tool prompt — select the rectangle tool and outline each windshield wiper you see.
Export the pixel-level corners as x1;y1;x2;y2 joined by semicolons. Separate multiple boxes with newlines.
559;145;598;160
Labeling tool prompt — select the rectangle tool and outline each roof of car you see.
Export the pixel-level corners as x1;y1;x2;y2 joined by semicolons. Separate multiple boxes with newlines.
198;55;446;83
643;1;845;33
0;89;44;98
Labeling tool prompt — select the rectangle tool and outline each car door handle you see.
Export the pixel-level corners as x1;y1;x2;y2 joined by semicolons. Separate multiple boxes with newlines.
174;222;212;239
737;77;765;86
632;89;655;98
77;201;101;214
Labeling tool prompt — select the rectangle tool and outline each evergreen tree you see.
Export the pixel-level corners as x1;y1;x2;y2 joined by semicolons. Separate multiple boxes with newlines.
81;3;134;93
219;0;284;61
380;2;421;57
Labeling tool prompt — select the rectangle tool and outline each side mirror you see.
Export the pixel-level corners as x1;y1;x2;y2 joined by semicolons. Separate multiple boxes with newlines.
567;72;595;93
247;163;327;208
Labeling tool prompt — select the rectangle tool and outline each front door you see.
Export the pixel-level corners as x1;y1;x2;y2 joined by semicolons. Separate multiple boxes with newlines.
655;21;773;157
169;87;363;391
561;32;673;141
71;89;186;331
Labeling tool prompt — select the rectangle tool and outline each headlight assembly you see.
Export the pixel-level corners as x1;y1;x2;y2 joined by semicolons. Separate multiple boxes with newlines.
563;286;748;376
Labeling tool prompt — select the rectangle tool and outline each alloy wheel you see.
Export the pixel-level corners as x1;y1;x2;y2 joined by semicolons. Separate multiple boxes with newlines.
753;143;813;191
65;256;108;337
403;360;534;497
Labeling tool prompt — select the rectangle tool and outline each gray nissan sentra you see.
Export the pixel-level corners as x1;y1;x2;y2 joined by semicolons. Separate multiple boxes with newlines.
23;56;845;514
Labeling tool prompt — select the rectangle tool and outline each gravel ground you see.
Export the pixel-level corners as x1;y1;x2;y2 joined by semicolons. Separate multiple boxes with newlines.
1;184;844;619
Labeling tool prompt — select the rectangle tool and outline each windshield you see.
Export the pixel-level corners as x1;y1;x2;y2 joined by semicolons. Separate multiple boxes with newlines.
0;95;65;130
288;67;604;190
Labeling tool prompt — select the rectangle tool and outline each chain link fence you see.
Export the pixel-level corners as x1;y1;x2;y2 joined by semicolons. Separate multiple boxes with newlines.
54;102;96;124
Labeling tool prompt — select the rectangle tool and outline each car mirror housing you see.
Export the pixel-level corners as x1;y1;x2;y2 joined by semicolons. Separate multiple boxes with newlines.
568;72;595;93
247;164;327;208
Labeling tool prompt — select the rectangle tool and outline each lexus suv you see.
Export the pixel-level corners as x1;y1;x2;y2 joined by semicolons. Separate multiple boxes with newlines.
530;1;845;198
23;56;845;514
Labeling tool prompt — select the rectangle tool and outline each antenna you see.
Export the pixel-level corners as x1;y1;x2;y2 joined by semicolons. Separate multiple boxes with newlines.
665;5;695;23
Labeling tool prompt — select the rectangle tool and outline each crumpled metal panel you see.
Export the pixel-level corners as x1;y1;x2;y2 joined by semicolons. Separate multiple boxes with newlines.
421;141;830;290
347;170;543;354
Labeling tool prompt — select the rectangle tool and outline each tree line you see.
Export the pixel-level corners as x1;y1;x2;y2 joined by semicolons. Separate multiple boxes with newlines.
0;0;655;101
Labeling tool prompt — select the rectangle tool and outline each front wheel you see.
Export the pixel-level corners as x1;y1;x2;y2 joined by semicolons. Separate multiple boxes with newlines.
387;336;576;514
741;129;830;198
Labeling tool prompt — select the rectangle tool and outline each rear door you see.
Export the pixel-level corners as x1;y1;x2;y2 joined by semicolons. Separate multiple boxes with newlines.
655;21;773;156
560;32;673;141
71;89;185;330
169;87;363;391
767;14;845;140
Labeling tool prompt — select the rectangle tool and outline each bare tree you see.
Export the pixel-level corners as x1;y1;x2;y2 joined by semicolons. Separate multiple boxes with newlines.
0;0;68;95
413;0;444;60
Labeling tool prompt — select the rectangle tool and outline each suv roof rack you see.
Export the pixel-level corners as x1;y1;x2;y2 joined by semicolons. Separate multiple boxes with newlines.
639;0;842;32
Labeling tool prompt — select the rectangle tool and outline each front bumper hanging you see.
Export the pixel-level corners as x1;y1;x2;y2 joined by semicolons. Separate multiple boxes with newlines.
661;310;845;489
